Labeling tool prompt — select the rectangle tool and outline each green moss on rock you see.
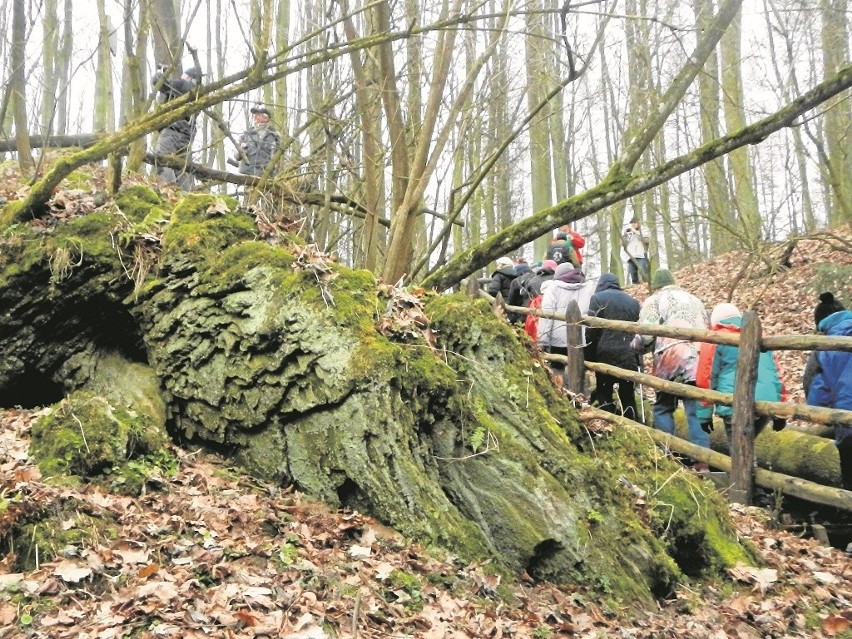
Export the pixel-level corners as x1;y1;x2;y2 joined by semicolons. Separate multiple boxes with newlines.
115;185;165;223
30;390;168;479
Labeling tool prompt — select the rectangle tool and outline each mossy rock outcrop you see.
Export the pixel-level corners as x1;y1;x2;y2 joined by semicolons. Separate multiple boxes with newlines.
0;188;755;602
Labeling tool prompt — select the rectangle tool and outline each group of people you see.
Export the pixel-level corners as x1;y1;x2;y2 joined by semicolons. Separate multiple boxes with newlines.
488;254;851;488
151;65;281;190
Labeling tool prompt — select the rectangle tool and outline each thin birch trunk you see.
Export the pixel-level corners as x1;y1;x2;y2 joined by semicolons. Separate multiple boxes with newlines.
94;0;115;133
820;0;852;224
720;5;761;245
11;0;33;171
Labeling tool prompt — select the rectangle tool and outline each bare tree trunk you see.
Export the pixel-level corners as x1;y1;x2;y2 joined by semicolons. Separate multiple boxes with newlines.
691;0;733;254
94;0;115;133
54;0;73;135
720;4;761;245
11;0;34;171
123;0;149;171
525;0;555;260
340;0;385;270
275;0;291;142
821;0;852;225
41;0;58;135
148;0;181;68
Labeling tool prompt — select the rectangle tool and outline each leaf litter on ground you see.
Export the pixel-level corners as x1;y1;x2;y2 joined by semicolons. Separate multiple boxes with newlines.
1;407;851;639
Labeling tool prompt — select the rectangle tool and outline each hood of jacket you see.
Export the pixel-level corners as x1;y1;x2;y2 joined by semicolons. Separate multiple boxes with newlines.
554;268;584;284
491;267;517;278
818;309;852;336
542;279;588;293
595;273;620;293
715;316;742;331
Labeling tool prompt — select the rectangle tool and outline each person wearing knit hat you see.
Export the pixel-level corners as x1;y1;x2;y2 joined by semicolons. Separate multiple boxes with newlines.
541;259;558;271
805;292;852;489
545;232;580;268
537;266;595;378
554;263;583;281
650;268;676;291
585;274;642;421
709;302;740;327
814;292;846;329
803;292;847;393
696;304;787;440
631;271;710;448
486;257;518;303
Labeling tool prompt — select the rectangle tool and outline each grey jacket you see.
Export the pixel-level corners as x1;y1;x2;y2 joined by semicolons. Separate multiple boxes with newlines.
237;125;281;176
537;279;596;349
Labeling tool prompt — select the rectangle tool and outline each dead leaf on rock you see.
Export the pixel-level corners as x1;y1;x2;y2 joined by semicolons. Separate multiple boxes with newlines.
0;604;15;626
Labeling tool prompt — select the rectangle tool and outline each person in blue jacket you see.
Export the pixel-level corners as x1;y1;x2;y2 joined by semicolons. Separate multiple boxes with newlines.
696;303;786;441
805;294;852;490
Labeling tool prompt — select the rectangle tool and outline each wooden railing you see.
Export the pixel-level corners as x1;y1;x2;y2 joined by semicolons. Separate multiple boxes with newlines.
471;283;852;509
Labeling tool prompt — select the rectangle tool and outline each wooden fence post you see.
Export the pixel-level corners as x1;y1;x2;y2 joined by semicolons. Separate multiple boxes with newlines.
564;300;585;394
730;310;761;505
466;278;480;298
492;292;504;317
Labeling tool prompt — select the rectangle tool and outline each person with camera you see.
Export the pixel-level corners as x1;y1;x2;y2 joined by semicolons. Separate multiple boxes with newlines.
622;217;650;284
152;64;203;190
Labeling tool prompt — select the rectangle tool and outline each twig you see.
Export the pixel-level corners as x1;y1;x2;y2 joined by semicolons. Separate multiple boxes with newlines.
72;412;91;454
352;589;361;639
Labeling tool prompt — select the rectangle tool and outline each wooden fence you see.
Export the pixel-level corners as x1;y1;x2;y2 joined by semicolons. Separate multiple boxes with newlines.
472;282;852;510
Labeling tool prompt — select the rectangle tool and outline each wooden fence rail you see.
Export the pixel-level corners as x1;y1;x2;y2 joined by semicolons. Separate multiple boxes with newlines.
473;281;852;507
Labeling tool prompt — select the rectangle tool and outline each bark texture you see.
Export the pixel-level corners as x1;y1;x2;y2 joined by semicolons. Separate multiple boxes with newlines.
0;187;757;601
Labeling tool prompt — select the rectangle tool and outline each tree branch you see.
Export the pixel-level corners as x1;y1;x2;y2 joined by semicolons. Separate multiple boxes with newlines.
421;63;852;291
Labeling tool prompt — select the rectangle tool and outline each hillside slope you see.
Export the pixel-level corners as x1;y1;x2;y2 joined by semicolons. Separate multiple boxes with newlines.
1;407;851;639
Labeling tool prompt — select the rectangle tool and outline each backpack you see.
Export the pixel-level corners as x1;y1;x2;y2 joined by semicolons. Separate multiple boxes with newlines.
524;294;543;340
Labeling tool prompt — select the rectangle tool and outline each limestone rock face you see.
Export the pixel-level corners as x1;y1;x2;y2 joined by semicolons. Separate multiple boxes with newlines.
0;190;755;601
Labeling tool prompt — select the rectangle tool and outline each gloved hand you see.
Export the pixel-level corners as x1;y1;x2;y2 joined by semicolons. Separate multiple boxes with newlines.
772;418;787;432
700;419;714;434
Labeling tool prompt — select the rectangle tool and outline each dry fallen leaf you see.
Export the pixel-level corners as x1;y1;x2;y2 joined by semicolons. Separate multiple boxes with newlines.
822;613;852;636
52;560;92;583
728;564;778;595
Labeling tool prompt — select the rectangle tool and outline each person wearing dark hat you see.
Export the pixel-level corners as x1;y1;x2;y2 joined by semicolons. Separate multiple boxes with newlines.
631;269;710;447
235;105;281;177
545;232;580;268
585;273;642;420
151;64;203;190
804;292;852;489
622;217;650;284
803;292;846;393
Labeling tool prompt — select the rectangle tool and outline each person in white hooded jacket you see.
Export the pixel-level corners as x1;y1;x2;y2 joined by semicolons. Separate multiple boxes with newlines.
537;264;596;370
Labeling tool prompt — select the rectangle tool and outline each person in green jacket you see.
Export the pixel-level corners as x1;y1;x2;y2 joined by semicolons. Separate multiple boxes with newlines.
695;303;787;439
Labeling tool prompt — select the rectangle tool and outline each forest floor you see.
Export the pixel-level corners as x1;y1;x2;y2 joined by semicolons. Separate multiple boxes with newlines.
1;407;852;639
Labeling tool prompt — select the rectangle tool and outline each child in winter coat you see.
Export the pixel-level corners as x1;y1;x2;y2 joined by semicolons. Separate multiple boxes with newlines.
695;303;786;440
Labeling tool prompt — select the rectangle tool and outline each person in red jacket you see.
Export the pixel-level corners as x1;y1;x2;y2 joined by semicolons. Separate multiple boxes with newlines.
558;225;585;265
